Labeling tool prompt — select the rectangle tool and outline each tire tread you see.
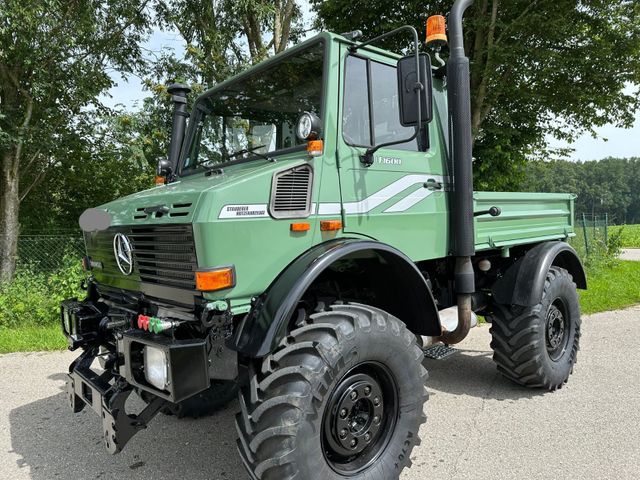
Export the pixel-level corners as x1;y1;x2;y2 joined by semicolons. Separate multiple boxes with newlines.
490;267;580;390
235;303;427;479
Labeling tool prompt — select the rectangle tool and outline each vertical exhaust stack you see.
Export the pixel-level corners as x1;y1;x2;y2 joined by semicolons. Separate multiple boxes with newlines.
439;0;476;345
167;83;192;173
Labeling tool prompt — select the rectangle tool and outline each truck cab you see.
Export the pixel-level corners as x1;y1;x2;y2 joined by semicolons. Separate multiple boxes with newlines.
62;4;587;478
83;33;455;316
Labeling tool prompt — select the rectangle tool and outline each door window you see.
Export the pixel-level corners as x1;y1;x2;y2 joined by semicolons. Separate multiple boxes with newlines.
343;56;372;147
342;55;429;152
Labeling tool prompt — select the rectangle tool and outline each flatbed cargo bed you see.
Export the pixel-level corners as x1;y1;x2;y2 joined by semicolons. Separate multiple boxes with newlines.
474;192;575;251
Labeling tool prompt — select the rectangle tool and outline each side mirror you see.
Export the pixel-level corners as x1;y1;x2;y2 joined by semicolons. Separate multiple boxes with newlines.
156;158;172;185
397;53;433;126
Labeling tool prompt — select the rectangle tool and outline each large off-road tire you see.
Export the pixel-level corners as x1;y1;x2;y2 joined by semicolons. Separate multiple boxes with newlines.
236;303;428;480
489;267;581;390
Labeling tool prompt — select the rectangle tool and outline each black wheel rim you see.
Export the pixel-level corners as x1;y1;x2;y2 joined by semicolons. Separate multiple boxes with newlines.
322;362;398;475
546;298;570;361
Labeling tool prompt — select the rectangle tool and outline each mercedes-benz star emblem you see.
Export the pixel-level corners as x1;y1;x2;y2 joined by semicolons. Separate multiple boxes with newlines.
113;233;133;275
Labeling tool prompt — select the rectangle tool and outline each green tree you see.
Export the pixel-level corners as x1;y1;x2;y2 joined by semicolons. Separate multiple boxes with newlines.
0;0;151;281
522;157;640;224
154;0;305;84
10;1;306;246
19;112;155;233
312;0;640;190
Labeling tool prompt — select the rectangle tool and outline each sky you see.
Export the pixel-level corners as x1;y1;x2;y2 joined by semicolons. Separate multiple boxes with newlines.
102;23;640;163
547;83;640;161
548;113;640;161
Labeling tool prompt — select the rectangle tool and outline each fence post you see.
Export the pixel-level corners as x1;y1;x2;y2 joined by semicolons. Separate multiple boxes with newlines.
604;213;608;245
582;213;589;256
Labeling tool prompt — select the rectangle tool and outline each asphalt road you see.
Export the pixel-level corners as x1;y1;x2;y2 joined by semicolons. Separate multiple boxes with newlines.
2;306;639;480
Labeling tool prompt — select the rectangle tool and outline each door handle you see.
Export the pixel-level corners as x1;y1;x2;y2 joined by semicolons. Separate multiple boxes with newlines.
424;179;443;190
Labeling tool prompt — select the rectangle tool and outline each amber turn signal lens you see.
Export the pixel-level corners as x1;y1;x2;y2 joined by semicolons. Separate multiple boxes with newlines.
155;175;166;186
307;139;324;157
426;15;447;46
290;222;311;232
195;267;235;291
320;220;342;231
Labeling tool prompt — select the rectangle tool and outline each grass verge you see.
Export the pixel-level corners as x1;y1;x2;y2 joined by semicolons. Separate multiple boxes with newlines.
579;260;640;314
0;324;66;354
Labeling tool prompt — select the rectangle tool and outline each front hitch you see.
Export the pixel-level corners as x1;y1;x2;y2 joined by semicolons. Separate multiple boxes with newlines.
66;348;166;454
100;383;165;454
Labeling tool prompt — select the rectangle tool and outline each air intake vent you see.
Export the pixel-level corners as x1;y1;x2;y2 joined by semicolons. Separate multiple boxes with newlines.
269;164;313;219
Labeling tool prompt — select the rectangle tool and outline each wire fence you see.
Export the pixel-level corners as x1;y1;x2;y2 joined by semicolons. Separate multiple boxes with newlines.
15;233;85;273
571;213;610;258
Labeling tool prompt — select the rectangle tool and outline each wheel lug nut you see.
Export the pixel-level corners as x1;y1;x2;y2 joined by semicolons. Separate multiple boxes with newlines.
373;415;381;424
350;438;357;448
340;408;348;418
373;396;380;406
350;391;358;400
364;432;371;442
364;386;371;396
339;429;348;439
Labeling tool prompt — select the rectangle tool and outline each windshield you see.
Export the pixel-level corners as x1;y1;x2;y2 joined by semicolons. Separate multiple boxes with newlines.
180;41;324;174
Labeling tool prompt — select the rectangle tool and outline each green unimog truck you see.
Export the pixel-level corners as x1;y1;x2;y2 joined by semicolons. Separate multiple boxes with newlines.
62;1;586;478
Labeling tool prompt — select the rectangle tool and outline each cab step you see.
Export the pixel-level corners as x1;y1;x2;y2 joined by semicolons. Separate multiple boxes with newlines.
422;344;459;360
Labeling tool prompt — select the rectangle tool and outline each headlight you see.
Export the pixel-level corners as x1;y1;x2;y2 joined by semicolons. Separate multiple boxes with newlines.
144;346;169;391
296;111;321;140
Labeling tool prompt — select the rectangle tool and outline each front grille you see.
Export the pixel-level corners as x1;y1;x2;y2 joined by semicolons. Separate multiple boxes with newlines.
269;164;313;218
88;224;197;291
129;225;196;289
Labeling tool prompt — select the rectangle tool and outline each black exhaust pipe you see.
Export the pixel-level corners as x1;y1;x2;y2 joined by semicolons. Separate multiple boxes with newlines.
167;83;191;173
439;0;476;345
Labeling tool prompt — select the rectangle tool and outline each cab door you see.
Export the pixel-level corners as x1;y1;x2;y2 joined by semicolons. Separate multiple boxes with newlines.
334;45;450;261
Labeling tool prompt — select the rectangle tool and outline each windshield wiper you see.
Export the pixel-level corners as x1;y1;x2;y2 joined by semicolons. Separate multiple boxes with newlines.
227;145;274;163
202;145;277;176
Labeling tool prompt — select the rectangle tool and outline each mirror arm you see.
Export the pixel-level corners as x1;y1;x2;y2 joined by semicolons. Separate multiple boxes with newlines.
360;98;423;166
353;25;424;167
349;25;419;55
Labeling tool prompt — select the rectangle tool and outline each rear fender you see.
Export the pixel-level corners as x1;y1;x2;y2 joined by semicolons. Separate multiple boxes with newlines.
492;241;587;307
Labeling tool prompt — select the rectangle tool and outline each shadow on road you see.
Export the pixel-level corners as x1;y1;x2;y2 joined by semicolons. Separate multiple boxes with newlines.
423;347;545;401
9;376;246;480
8;347;544;479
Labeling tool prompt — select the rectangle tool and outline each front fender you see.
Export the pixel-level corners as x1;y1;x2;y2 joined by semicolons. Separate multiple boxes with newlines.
231;238;440;358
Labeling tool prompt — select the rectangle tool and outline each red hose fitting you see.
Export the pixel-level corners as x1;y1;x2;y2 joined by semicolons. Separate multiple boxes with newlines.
137;314;150;331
